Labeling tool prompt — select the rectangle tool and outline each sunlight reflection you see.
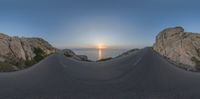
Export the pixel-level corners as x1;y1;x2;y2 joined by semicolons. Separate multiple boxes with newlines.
98;49;103;60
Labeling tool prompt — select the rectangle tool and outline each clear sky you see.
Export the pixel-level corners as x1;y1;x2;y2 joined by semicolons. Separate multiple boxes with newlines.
0;0;200;49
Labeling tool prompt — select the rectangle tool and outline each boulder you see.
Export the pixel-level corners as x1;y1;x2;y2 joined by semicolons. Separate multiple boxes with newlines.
63;49;89;61
77;55;88;61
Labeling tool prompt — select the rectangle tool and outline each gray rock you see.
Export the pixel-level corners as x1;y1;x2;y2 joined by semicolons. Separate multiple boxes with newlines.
63;49;76;57
63;49;89;61
9;37;26;60
77;55;88;61
153;26;200;70
0;33;57;64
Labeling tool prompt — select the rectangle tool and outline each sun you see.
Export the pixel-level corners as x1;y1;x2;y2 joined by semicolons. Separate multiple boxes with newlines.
97;43;107;49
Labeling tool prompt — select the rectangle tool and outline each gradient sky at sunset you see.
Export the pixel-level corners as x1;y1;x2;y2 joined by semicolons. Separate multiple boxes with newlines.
0;0;200;49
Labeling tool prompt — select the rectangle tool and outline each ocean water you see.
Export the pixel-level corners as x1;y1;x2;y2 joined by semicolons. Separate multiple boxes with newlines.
72;49;128;61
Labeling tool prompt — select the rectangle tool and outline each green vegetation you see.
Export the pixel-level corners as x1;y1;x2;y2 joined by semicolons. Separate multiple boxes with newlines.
97;57;112;62
0;47;48;72
197;49;200;57
14;48;46;69
0;62;16;72
24;60;36;68
191;57;200;70
33;47;46;62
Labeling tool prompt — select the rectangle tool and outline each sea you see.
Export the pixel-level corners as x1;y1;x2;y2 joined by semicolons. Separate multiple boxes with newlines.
71;48;129;61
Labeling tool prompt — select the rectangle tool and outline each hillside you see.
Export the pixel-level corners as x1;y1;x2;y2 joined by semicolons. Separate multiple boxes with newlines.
0;33;57;71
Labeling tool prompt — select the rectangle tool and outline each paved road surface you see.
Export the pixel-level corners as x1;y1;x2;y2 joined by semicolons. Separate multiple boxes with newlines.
1;48;200;99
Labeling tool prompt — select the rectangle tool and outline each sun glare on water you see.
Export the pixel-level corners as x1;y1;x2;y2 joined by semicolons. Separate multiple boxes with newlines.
96;43;107;60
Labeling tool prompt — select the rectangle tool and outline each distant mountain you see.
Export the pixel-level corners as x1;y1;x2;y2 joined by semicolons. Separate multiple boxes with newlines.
153;27;200;71
0;33;57;71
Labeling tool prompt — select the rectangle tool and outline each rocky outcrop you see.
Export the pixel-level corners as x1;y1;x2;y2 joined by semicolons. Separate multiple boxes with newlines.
63;49;90;61
153;27;200;70
116;49;140;58
0;33;57;70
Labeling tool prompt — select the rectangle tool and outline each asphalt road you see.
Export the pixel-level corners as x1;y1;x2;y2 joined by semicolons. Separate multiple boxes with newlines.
1;48;200;99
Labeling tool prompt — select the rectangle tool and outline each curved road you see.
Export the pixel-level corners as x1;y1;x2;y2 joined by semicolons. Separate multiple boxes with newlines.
1;48;200;99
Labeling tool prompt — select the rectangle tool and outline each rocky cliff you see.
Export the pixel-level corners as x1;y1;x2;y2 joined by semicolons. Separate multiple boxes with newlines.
153;27;200;70
0;33;57;71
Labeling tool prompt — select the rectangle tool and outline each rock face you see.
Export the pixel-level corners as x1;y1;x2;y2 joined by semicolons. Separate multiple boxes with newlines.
63;49;89;61
0;33;57;66
153;27;200;70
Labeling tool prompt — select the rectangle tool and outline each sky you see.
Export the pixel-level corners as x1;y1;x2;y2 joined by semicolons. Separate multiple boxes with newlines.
0;0;200;49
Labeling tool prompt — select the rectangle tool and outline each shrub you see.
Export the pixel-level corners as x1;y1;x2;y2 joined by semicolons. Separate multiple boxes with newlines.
197;49;200;57
0;47;47;72
191;57;200;70
0;62;15;72
33;47;46;62
24;60;36;68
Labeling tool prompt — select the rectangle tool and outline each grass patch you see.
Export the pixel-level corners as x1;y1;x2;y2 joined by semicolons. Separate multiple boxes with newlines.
0;62;16;72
